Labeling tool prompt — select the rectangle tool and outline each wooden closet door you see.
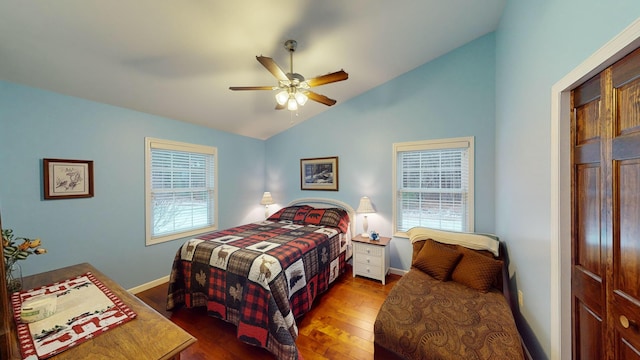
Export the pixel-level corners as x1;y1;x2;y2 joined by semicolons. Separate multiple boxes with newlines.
572;47;640;360
572;73;605;360
608;47;640;359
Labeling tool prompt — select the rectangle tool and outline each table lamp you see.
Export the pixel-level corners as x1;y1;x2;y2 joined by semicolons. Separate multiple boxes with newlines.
356;196;375;237
260;192;275;219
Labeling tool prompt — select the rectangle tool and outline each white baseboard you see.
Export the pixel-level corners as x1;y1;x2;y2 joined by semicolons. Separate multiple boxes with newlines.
389;267;408;276
128;275;170;294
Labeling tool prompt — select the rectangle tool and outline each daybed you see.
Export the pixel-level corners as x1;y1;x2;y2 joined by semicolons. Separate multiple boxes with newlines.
166;198;355;360
374;227;524;360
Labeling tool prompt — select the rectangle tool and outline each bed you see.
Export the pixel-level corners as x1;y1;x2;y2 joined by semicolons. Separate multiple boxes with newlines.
166;198;355;360
374;227;525;360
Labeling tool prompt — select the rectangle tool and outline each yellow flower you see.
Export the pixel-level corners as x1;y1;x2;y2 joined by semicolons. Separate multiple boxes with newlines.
2;229;46;267
18;240;30;251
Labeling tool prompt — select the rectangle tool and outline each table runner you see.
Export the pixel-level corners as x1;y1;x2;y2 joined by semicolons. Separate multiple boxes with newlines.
11;272;137;359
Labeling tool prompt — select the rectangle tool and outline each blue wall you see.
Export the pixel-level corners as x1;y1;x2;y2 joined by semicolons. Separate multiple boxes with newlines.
0;81;266;288
266;33;497;271
0;33;496;288
9;3;634;353
495;1;640;359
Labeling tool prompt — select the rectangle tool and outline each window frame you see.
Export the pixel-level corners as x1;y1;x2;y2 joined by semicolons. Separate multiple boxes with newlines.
144;137;218;245
392;136;474;238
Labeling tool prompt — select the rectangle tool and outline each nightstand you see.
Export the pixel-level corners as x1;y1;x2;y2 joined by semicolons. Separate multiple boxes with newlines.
352;234;391;284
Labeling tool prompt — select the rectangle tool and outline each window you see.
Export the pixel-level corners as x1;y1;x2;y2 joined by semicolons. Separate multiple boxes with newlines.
145;138;217;245
393;137;474;236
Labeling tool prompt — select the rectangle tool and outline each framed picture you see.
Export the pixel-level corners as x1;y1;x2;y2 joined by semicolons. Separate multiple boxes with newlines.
300;156;339;191
43;158;94;200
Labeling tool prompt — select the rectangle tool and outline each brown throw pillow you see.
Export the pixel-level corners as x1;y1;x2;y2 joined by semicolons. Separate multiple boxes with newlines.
411;241;425;263
451;246;503;293
412;239;462;281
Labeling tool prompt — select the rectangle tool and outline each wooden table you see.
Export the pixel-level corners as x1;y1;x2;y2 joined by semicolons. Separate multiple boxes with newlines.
8;263;196;360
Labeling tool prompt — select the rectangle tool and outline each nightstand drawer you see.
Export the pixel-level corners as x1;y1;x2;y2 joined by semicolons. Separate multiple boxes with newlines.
354;243;383;257
354;262;382;277
354;254;382;267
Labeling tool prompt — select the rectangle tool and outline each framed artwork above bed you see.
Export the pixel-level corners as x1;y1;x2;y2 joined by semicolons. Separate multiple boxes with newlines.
300;156;339;191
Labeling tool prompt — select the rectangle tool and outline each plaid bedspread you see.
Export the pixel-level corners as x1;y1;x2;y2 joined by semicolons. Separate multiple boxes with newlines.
166;220;349;360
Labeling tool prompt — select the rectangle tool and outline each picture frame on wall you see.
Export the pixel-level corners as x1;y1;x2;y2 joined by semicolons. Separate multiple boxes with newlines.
43;158;94;200
300;156;339;191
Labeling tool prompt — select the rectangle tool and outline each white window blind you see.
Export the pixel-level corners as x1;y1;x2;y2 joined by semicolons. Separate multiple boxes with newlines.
145;138;217;245
393;137;474;235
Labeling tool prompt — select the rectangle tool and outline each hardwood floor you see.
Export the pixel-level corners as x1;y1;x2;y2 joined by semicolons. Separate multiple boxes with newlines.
135;266;401;360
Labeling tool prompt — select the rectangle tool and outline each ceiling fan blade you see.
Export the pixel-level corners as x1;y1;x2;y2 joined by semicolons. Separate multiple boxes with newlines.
257;56;289;82
229;86;276;91
306;91;337;106
275;103;286;110
306;70;349;87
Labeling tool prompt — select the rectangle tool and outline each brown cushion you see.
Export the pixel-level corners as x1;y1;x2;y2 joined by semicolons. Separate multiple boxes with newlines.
411;241;426;262
451;246;503;293
412;239;462;281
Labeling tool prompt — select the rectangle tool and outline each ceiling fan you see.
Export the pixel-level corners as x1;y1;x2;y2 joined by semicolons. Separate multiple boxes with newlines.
229;39;348;111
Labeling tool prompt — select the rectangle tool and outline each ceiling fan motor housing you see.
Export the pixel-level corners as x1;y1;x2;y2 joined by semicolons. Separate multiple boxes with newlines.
287;73;305;86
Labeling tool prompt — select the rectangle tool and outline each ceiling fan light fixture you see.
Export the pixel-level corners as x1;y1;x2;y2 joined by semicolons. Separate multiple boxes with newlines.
275;90;289;105
230;39;348;110
295;91;308;106
287;96;298;111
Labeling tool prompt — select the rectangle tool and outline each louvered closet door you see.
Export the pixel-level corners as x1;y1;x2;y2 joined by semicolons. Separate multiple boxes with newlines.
572;47;640;360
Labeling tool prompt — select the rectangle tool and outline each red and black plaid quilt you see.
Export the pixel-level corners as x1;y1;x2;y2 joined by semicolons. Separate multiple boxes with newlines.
166;219;349;360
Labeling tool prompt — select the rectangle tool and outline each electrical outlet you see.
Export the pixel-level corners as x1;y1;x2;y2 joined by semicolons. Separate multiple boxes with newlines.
518;290;524;307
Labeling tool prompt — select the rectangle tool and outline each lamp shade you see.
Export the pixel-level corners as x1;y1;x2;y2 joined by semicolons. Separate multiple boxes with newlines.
275;90;289;105
356;196;375;213
294;91;308;106
260;192;275;205
287;96;298;111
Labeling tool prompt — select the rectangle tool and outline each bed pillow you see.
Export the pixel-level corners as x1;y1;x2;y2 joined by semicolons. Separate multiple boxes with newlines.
411;241;426;263
267;205;313;222
451;246;503;293
412;239;462;281
301;208;350;234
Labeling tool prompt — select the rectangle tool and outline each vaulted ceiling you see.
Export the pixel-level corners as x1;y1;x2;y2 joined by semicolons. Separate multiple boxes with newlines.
0;1;506;139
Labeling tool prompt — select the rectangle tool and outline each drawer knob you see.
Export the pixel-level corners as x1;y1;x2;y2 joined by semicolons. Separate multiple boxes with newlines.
620;315;638;330
366;258;370;263
620;315;630;329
